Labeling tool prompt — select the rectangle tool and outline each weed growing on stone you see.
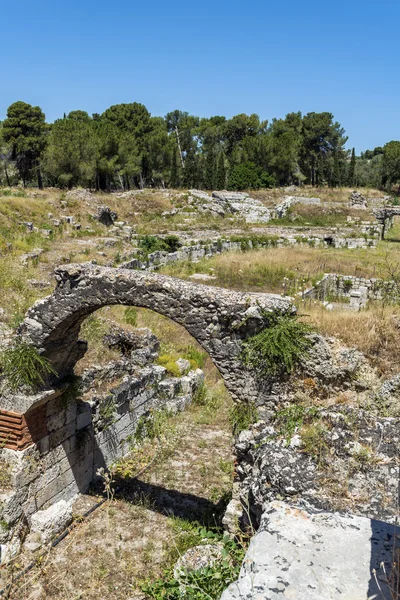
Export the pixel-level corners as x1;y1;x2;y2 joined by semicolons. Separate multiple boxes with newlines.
184;345;206;369
0;340;56;391
241;313;313;377
229;402;258;436
157;353;182;377
98;396;117;427
300;423;330;465
274;404;320;443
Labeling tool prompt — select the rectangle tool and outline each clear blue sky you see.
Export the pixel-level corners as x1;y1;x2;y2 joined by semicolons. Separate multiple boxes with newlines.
0;0;398;152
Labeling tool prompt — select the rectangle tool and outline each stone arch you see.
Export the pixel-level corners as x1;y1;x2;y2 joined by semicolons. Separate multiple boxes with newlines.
19;264;293;404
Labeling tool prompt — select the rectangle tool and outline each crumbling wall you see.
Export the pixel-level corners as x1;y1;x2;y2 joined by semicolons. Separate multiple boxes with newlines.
0;330;203;562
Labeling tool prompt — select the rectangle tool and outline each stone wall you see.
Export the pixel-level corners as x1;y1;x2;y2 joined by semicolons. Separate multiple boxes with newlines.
19;265;292;408
119;235;377;273
0;332;204;562
300;273;397;310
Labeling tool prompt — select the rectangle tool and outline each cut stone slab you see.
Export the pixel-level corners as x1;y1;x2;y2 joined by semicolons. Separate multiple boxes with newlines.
221;501;398;600
30;499;73;544
188;273;217;281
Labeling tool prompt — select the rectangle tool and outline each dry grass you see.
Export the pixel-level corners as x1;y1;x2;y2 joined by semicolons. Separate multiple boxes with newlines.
250;185;384;205
302;303;400;376
3;377;233;600
160;245;398;294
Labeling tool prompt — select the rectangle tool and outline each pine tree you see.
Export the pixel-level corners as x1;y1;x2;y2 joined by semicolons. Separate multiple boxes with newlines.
215;152;226;190
348;147;356;186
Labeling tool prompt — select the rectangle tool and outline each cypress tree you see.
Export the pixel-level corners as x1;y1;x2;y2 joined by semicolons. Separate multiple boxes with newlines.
215;152;226;190
182;146;198;188
348;147;356;186
170;147;180;188
204;150;216;190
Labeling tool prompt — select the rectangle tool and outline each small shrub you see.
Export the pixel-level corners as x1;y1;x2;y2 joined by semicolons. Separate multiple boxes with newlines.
124;306;138;327
163;235;180;252
229;402;258;436
275;404;323;447
139;234;179;255
183;345;206;369
300;423;329;464
275;404;307;441
61;375;83;406
0;341;56;391
241;312;313;377
98;396;116;426
157;354;181;377
192;382;208;405
141;527;245;600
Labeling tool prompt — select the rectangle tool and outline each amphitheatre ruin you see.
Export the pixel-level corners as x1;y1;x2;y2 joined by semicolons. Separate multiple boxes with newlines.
0;184;399;600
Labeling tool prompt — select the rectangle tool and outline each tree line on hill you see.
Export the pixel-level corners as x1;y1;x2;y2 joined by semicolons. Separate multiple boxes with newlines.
0;100;399;192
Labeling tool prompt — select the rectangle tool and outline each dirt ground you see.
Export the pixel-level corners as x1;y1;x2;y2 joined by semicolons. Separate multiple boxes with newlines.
1;389;234;600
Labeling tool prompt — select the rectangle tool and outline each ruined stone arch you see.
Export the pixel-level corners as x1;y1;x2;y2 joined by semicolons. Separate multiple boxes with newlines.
20;264;292;405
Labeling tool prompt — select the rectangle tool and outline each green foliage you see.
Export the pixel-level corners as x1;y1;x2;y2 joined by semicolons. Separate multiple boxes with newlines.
275;404;304;441
300;422;329;463
157;354;182;377
192;382;208;405
98;396;117;426
348;147;356;186
139;234;180;256
61;375;83;406
2;99;392;189
241;313;313;377
134;409;170;444
215;151;227;190
2;99;389;189
141;527;245;600
274;404;321;445
2;101;48;187
0;188;27;198
229;402;258;436
183;345;206;369
382;140;400;189
228;161;275;190
0;341;56;391
124;307;138;327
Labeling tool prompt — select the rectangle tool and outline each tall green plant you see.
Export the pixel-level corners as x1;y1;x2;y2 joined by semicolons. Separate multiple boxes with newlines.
0;341;56;391
241;313;313;376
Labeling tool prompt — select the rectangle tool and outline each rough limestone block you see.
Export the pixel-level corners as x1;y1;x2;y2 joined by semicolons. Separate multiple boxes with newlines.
0;538;21;564
30;500;72;544
221;501;397;600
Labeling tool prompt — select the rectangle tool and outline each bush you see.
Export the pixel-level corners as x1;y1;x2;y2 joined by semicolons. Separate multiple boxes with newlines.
241;313;313;377
163;235;180;252
183;345;206;369
157;354;181;377
0;341;56;391
228;162;275;191
139;234;180;256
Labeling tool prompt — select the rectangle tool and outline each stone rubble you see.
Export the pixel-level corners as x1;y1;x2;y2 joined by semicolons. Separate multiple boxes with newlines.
274;195;321;218
350;190;367;208
189;190;272;223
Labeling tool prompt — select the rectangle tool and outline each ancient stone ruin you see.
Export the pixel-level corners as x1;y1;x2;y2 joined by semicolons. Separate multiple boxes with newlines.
0;266;291;563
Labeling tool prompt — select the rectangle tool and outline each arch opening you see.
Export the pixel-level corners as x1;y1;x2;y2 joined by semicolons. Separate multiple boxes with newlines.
19;264;293;406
